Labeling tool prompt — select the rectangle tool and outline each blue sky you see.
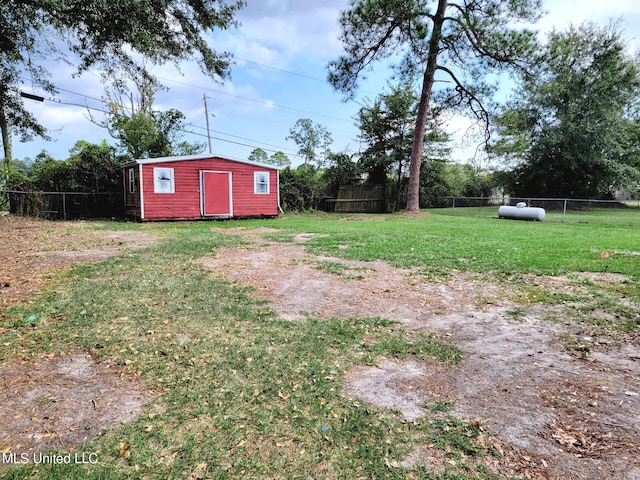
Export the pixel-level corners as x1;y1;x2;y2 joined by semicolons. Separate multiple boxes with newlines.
12;0;640;167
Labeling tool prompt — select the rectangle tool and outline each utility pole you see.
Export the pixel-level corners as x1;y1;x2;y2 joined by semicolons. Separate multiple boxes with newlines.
203;94;212;154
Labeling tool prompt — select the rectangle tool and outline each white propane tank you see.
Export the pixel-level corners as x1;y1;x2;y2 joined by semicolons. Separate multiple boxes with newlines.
498;203;545;221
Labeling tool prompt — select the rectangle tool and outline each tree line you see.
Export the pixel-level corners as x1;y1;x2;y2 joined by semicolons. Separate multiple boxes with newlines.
2;1;639;212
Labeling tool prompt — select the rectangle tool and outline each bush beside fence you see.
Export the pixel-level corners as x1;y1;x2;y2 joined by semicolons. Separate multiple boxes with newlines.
3;190;123;220
2;190;638;224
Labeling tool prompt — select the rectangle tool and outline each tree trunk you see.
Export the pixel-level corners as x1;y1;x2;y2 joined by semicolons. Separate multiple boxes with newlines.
0;92;12;175
405;0;447;212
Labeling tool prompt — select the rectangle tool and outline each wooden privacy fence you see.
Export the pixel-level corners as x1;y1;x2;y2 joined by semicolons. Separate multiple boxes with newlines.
330;185;385;213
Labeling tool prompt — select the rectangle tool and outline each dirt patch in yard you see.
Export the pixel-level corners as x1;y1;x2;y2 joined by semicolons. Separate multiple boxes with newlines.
202;229;640;480
0;215;157;310
0;352;150;461
0;215;156;463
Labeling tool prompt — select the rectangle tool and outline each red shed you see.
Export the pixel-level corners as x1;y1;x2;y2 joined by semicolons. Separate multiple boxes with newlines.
122;154;280;221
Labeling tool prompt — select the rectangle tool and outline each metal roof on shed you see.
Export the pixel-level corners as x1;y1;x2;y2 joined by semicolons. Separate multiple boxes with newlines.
126;153;280;170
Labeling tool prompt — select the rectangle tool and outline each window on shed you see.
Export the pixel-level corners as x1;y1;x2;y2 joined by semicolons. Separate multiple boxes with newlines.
254;171;270;194
153;167;175;194
128;168;136;193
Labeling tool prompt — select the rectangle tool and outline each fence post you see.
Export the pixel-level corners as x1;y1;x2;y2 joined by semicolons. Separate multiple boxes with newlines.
562;199;567;223
451;197;455;216
63;192;67;220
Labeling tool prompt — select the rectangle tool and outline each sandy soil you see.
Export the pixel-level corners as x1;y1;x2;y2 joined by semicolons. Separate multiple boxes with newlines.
0;353;150;460
201;228;640;480
1;217;638;478
0;215;156;311
0;216;156;462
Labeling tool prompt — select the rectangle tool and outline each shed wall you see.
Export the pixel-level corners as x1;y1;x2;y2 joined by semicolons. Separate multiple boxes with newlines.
140;158;278;220
123;165;142;218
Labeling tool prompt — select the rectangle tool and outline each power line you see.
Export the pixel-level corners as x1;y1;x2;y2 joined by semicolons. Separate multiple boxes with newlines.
17;57;356;157
38;95;111;115
19;86;300;157
20;71;354;125
154;75;353;123
19;76;105;104
233;57;328;84
186;123;298;155
232;56;380;97
181;127;302;158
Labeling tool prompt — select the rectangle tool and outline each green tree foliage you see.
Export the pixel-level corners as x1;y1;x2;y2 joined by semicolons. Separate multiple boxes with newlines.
278;166;325;212
418;159;454;208
1;85;51;175
356;82;450;210
493;23;640;198
322;152;363;198
329;0;542;211
1;0;244;169
10;158;34;178
357;83;417;186
0;1;55;171
94;64;204;159
109;109;204;159
269;151;292;168
6;0;244;79
287;119;333;167
26;141;124;193
248;148;269;164
442;163;493;198
7;142;127;218
248;149;292;167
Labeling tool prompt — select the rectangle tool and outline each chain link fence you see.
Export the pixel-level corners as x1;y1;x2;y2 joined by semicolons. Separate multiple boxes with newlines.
439;196;640;225
2;190;639;225
2;190;124;220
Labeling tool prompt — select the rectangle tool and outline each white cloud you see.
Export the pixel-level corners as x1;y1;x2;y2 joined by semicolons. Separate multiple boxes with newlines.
442;113;490;163
239;0;347;21
538;0;640;46
227;0;349;66
13;0;640;165
540;0;640;26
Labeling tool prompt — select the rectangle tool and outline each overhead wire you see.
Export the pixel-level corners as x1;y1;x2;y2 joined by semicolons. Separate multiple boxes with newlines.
17;55;361;157
22;90;301;156
185;123;299;155
181;127;303;158
232;56;380;97
49;104;296;155
233;57;328;84
154;75;353;123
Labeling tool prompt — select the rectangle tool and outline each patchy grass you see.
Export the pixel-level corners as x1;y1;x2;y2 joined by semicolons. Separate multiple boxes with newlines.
424;400;454;413
1;223;495;479
243;213;639;332
313;260;368;280
2;211;638;477
226;213;640;353
364;332;462;365
230;212;640;279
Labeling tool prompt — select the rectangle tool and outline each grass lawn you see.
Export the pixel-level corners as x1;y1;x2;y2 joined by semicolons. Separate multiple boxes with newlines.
232;211;640;278
1;211;638;479
433;204;640;227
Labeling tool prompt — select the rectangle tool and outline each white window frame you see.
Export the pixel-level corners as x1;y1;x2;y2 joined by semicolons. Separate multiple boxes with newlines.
128;168;136;193
153;167;175;194
254;171;270;194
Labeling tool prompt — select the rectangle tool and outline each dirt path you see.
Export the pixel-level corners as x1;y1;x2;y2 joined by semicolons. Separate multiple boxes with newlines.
202;229;640;480
0;353;150;462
